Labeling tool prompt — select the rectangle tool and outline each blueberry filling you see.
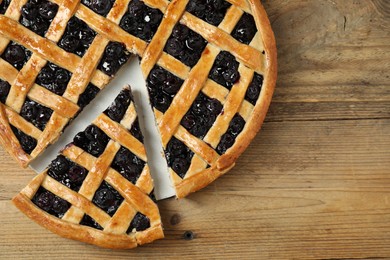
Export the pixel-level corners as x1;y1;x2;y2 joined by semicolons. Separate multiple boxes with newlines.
98;42;130;76
0;0;11;14
1;42;32;70
10;125;37;154
216;114;245;155
32;187;70;218
0;79;11;104
164;24;208;67
20;99;53;131
231;13;257;45
126;212;150;233
119;0;163;43
111;146;145;184
35;62;72;96
73;125;110;157
181;92;222;139
81;0;115;17
92;181;124;216
47;155;88;192
19;0;59;37
104;88;132;123
77;83;100;109
165;137;193;178
186;0;231;26
130;118;143;143
146;66;184;113
58;16;97;57
209;51;240;90
245;73;263;105
79;214;103;230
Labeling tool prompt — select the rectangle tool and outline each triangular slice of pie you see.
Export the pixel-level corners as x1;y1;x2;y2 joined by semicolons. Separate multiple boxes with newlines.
13;87;164;249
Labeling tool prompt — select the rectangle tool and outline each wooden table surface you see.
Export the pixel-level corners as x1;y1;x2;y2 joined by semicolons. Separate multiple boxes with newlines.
1;0;389;259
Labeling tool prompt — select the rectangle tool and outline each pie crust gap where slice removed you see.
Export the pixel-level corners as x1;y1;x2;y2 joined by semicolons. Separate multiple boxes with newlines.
0;0;276;196
13;87;164;249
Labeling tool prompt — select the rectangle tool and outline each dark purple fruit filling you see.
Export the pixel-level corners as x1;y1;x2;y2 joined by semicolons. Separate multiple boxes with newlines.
146;66;184;113
126;212;150;233
81;0;115;17
245;73;263;105
77;83;100;109
164;24;208;67
0;0;11;14
10;125;37;154
47;155;88;192
73;124;110;157
58;16;97;57
165;137;193;178
216;113;245;155
181;92;222;139
111;146;145;184
32;187;70;218
186;0;231;26
130;118;143;143
104;88;132;123
92;181;124;216
1;42;32;71
19;0;59;37
231;13;257;45
20;99;53;131
98;42;130;76
79;214;103;230
0;79;10;104
149;190;157;203
119;0;163;43
209;51;240;90
35;62;72;96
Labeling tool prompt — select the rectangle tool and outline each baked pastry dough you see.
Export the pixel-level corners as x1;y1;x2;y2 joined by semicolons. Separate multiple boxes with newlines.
13;87;164;249
1;0;276;195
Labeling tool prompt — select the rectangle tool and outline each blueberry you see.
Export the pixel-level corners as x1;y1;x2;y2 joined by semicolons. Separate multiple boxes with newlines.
166;38;184;57
4;45;26;65
80;214;103;230
231;13;257;44
52;196;69;217
0;80;11;104
222;68;240;84
216;133;234;154
91;0;112;15
49;155;70;177
127;212;150;233
245;73;263;104
59;35;80;52
34;190;55;212
230;115;245;135
78;84;100;108
172;158;189;176
39;2;58;20
67;165;88;184
92;182;123;216
186;0;230;26
129;119;143;143
181;114;196;130
21;3;39;20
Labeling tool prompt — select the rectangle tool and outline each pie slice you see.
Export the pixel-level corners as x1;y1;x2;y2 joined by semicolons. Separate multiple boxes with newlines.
12;87;164;249
139;0;277;197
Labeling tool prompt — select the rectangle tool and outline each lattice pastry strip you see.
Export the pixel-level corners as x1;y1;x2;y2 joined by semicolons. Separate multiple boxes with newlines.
13;87;163;248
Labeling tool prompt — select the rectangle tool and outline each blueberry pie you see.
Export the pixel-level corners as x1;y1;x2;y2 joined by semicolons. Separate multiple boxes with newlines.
1;1;276;197
13;87;164;249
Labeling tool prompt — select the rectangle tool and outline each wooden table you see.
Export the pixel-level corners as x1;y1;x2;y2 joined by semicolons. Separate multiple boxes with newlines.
1;1;389;259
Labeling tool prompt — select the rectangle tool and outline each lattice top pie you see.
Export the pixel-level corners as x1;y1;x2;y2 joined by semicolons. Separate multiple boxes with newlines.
2;0;276;247
13;87;164;249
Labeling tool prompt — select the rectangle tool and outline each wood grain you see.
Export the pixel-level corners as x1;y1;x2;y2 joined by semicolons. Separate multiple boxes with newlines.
1;0;389;259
